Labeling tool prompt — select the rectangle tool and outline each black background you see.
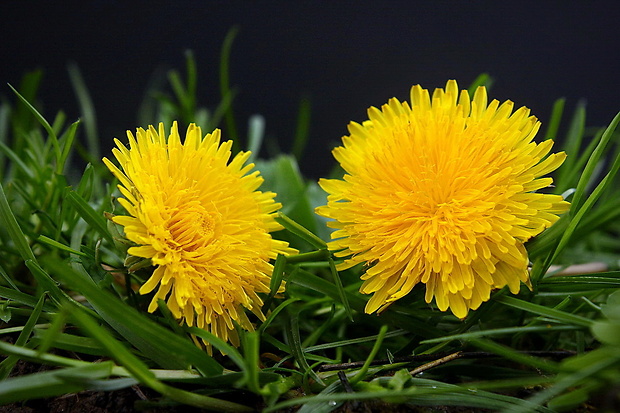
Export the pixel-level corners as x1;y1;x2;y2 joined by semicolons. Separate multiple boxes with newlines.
1;1;619;178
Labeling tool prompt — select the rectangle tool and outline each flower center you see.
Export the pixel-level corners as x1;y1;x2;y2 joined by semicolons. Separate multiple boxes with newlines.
167;201;220;251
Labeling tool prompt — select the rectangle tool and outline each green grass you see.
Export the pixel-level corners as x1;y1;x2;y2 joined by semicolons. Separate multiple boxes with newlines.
1;41;620;412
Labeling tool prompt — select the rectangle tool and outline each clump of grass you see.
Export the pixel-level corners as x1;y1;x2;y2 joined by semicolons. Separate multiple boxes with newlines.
1;39;620;412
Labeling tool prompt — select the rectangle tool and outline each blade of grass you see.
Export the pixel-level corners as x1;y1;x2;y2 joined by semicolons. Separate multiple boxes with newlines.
292;96;311;160
0;141;35;179
69;301;250;412
0;286;55;311
349;325;388;385
494;296;592;327
258;297;300;335
0;182;36;262
241;330;264;394
31;331;105;357
43;258;222;375
65;190;115;246
504;349;619;413
568;111;620;212
11;70;43;133
8;84;61;172
0;264;20;292
220;25;240;150
184;326;246;371
421;325;580;344
0;293;47;379
262;254;288;311
247;114;265;162
306;329;407;354
539;275;620;292
57;119;80;175
328;257;353;321
67;63;99;160
0;362;114;405
548;121;620;265
284;307;325;386
266;378;551;413
468;73;493;95
277;212;326;250
544;98;565;140
35;307;69;356
468;338;561;373
37;235;88;257
556;101;585;191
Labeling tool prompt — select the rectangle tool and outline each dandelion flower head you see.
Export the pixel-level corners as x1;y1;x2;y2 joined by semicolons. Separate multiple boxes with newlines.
316;80;570;318
104;122;294;346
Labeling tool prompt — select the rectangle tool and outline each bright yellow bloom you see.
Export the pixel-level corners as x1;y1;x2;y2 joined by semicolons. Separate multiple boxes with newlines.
316;80;569;318
103;122;294;347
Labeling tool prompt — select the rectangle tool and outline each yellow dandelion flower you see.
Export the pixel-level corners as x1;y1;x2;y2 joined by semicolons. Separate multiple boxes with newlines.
103;122;295;347
316;80;570;319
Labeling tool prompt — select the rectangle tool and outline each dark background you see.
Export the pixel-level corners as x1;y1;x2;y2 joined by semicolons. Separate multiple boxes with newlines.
1;1;619;178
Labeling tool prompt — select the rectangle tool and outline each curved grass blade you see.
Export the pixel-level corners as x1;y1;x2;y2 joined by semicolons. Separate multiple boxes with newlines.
328;257;352;321
69;301;250;412
494;296;592;327
0;182;36;262
544;98;565;140
569;111;620;212
277;212;326;250
292;96;311;160
184;326;246;371
65;190;115;246
0;362;114;405
8;84;60;169
43;258;222;376
284;307;324;386
220;25;240;150
350;324;388;385
0;293;47;379
37;235;87;257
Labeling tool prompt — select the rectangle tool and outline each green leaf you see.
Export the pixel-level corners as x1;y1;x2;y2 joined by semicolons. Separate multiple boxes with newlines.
591;321;620;345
